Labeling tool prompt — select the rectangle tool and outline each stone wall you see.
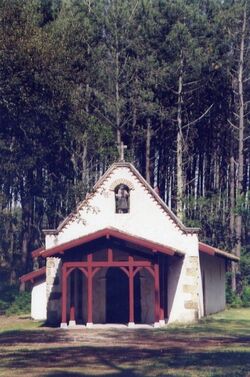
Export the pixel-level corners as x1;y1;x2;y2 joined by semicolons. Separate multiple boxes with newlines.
46;257;62;324
167;250;203;323
182;255;200;320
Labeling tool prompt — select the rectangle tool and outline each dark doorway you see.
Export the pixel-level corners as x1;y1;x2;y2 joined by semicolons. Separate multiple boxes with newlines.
106;268;129;323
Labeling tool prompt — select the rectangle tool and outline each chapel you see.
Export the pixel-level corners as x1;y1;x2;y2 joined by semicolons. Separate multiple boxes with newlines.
20;159;238;327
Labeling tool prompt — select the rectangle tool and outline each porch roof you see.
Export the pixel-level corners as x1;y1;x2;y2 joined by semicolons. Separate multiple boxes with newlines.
36;227;185;258
31;246;45;259
199;242;239;261
19;267;46;283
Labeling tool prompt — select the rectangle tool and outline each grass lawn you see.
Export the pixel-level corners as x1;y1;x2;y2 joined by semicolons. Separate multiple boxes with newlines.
0;308;249;377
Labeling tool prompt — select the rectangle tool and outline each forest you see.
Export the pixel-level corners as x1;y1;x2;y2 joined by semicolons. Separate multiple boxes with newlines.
0;0;249;301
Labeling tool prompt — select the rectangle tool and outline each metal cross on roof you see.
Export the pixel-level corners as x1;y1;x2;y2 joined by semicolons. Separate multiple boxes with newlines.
118;141;127;162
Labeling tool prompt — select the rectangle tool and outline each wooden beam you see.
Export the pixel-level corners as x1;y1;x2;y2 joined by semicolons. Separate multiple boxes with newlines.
61;264;67;324
41;228;178;258
64;260;153;268
87;254;93;324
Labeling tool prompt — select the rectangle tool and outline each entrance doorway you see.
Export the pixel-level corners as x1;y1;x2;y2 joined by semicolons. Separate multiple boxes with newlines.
106;268;129;323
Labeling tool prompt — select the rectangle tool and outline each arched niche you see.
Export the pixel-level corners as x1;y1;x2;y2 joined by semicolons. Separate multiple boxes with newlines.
114;184;130;213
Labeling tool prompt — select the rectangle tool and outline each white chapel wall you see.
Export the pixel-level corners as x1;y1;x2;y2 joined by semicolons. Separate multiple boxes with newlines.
45;166;195;257
31;280;47;320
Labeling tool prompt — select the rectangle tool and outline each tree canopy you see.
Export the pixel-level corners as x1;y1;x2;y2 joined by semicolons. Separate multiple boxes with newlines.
0;0;249;293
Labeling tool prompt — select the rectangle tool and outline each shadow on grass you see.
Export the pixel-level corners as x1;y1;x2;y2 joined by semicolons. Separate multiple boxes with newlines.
44;371;142;377
0;326;250;350
0;329;65;344
0;344;249;377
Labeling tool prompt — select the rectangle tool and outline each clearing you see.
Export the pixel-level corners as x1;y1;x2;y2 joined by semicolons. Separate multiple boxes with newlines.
0;308;249;377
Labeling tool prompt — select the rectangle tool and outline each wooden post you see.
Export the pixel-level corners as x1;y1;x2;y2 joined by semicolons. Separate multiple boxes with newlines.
69;269;77;326
128;256;135;326
82;269;86;324
61;263;67;328
87;254;93;326
69;306;75;323
108;248;113;262
74;269;78;321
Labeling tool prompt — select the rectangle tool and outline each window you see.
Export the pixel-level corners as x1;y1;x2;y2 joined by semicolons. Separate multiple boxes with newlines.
115;184;130;213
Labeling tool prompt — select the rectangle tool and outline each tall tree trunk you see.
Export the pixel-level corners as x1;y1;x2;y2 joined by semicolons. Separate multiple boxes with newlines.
131;104;137;159
19;198;32;292
115;40;121;145
146;119;151;183
229;156;235;262
176;49;184;221
232;2;247;292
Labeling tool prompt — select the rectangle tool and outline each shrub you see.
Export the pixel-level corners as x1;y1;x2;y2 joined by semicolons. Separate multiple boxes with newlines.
230;293;243;308
0;285;19;314
5;292;31;316
242;285;250;307
0;299;9;314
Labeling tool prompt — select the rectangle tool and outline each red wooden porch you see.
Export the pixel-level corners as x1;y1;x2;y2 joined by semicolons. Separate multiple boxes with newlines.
60;247;167;327
47;229;175;327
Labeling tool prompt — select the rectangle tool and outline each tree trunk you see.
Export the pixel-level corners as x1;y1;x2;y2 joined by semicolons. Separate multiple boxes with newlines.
176;49;184;221
115;42;121;145
232;3;247;292
146;119;151;184
230;154;236;292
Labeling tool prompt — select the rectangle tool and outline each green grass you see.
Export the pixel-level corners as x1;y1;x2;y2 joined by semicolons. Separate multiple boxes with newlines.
163;308;250;337
0;315;42;333
0;308;249;377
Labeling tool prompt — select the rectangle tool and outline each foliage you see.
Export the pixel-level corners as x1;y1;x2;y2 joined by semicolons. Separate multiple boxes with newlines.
228;291;243;308
241;286;250;307
5;291;31;316
241;248;250;285
0;284;30;315
0;0;249;291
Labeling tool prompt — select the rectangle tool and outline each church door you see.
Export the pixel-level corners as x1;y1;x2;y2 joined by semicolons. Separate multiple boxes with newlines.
106;268;129;323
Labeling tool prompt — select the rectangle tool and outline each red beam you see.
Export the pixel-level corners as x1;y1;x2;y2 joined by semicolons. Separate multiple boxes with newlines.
199;242;215;256
108;248;113;262
31;247;45;259
87;254;93;324
61;264;67;324
64;260;153;268
129;256;134;323
20;267;46;283
42;229;108;257
73;269;78;321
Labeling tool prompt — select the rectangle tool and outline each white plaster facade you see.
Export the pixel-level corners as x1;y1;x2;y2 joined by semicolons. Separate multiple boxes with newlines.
31;281;47;320
45;165;198;256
